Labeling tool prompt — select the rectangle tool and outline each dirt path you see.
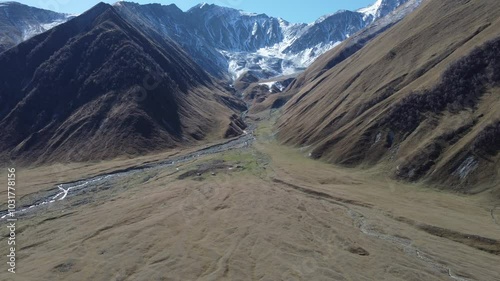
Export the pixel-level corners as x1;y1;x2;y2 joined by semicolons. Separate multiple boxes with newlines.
274;178;474;281
348;210;472;281
2;119;498;281
492;206;500;227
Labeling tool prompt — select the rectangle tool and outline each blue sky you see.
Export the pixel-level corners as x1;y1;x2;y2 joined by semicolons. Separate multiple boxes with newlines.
10;0;375;23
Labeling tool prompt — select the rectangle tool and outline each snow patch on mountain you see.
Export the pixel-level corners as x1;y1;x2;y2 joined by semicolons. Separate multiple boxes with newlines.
0;3;73;52
358;0;383;19
240;11;258;17
21;18;69;40
259;82;276;92
259;81;287;92
218;15;346;79
222;38;342;80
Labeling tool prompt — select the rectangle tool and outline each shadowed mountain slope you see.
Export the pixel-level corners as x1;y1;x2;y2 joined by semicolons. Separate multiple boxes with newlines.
277;0;500;194
0;2;246;164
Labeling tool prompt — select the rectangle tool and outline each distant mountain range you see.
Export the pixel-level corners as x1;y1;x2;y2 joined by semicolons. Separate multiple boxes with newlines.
0;0;411;80
115;0;411;80
0;1;72;52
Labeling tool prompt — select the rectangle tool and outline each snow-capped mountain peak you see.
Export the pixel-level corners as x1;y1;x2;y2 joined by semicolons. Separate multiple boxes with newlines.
314;9;348;24
358;0;383;19
1;0;418;82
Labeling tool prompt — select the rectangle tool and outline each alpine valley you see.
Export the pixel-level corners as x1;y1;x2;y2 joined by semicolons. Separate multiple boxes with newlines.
0;1;499;281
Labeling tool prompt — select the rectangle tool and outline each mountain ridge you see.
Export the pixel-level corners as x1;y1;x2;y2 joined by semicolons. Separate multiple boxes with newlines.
0;0;412;80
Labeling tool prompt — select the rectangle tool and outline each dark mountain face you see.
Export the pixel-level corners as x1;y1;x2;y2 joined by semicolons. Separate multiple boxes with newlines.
186;4;284;52
0;2;245;163
0;1;71;52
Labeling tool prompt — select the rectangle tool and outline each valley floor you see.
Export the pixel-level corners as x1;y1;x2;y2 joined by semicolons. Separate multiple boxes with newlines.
1;119;499;281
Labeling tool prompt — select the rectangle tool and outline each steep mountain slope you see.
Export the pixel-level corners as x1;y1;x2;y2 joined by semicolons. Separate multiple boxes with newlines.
114;0;411;80
277;0;500;194
0;1;71;52
0;2;246;164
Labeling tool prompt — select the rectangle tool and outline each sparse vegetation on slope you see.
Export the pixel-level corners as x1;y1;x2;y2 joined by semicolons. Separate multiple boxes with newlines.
386;37;500;133
277;0;500;192
473;120;500;156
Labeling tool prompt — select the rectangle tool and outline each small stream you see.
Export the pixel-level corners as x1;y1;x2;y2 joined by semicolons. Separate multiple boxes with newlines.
0;131;255;220
348;210;473;281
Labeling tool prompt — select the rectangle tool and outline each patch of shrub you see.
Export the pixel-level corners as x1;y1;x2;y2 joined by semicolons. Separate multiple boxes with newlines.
473;121;500;156
396;142;443;181
439;120;476;145
358;86;397;115
384;36;500;132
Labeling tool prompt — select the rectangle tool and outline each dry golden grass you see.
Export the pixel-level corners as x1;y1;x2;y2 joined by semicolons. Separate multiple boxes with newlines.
1;120;499;281
0;136;245;209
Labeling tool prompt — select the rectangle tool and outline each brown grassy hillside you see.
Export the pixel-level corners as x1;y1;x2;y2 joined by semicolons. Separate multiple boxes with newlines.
277;0;500;195
0;3;246;164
